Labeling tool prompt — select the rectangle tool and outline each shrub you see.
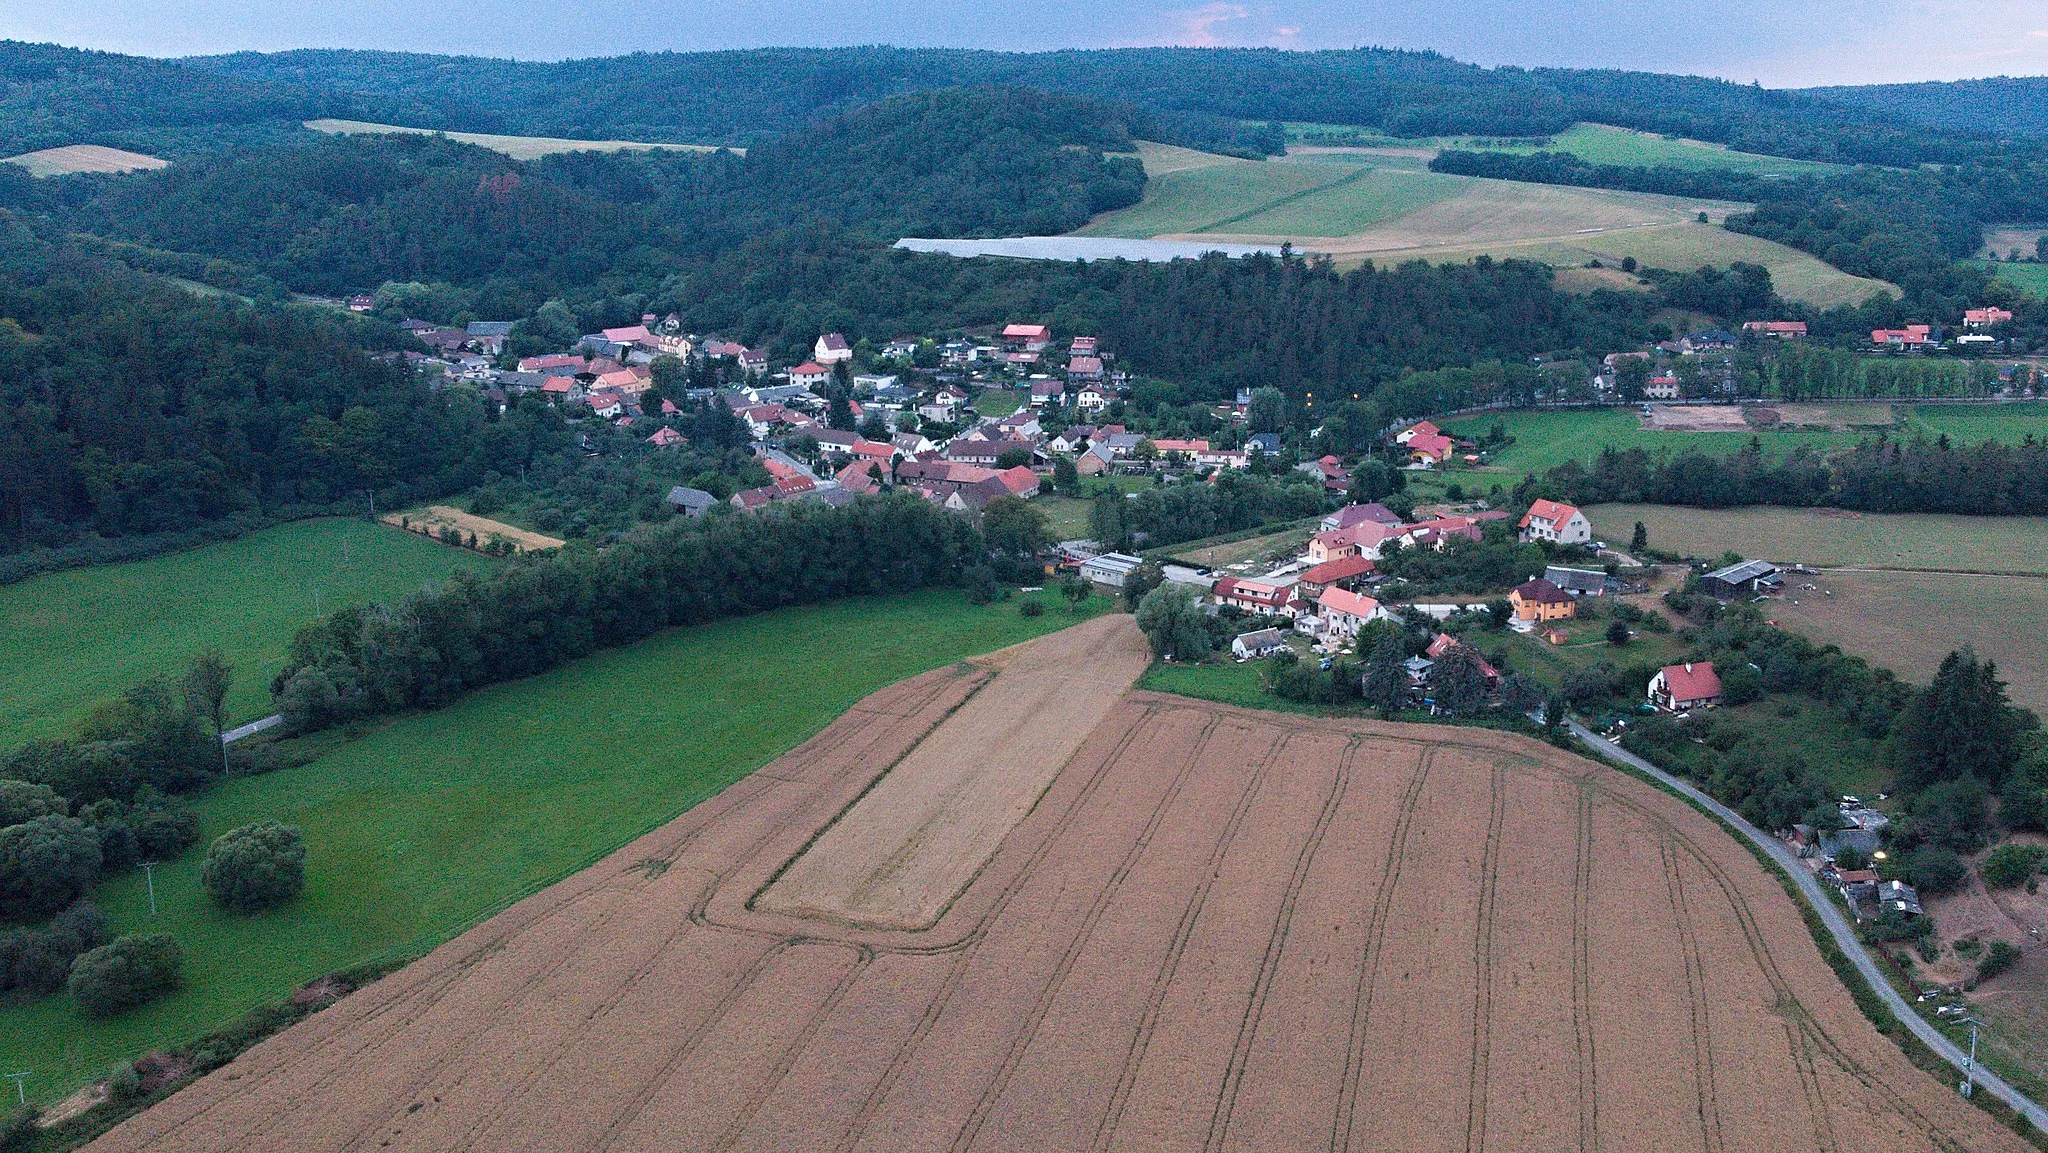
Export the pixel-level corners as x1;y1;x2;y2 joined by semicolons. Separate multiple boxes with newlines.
962;564;1002;606
1979;842;2046;889
68;932;183;1017
0;902;110;996
201;821;307;912
1978;939;2021;980
1605;619;1630;646
0;779;65;827
1900;845;1968;894
0;1105;36;1153
0;814;103;922
1018;599;1044;618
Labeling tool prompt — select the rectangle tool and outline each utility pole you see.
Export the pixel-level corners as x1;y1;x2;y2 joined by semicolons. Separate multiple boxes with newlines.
4;1071;27;1106
1959;1016;1981;1099
139;861;158;917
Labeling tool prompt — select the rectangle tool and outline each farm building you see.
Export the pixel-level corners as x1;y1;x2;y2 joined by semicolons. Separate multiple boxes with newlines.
1080;552;1144;588
1649;662;1722;712
1510;578;1576;622
1701;559;1782;599
664;486;718;517
1231;628;1290;660
1518;499;1592;545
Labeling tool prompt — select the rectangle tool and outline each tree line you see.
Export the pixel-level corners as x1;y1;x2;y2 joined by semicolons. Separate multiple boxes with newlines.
1540;436;2048;516
272;493;983;733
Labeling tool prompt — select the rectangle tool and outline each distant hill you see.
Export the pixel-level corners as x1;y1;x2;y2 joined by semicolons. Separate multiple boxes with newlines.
189;46;2000;167
1806;76;2048;139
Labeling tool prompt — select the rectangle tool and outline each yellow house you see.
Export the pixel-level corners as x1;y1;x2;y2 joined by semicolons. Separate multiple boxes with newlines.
1510;577;1577;622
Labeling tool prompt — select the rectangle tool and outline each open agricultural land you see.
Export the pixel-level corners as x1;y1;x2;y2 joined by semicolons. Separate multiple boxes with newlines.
84;617;2030;1152
2;144;169;176
1075;141;1891;309
0;590;1098;1103
0;519;487;747
1584;503;2048;574
302;119;730;160
1287;121;1849;177
1447;401;2048;485
381;505;565;553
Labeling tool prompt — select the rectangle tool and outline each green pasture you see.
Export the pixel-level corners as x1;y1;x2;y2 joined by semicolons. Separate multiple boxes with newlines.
0;520;486;747
0;590;1106;1102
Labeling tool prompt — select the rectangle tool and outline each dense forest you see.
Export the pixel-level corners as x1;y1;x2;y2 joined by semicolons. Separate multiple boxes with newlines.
1807;76;2048;139
186;45;2019;168
0;229;565;565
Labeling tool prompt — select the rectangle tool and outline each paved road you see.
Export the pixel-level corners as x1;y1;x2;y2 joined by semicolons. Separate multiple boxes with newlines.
1566;719;2048;1133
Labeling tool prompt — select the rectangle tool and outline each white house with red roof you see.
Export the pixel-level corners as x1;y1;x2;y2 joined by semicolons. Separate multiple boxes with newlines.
646;426;685;447
1315;587;1387;640
1213;577;1295;617
1743;320;1807;338
1872;325;1933;348
1405;432;1455;466
1425;634;1500;687
1069;336;1098;355
1394;420;1440;445
1649;662;1722;712
790;362;831;390
1518;499;1592;545
1002;323;1053;352
1964;307;2014;330
1066;355;1105;381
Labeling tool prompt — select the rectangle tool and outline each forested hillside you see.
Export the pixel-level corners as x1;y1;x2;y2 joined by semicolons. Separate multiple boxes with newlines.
0;231;564;561
190;45;2003;166
1808;76;2048;139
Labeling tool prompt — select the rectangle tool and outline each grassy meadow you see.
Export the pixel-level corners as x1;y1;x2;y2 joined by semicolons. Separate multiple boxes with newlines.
0;589;1107;1102
0;519;487;747
1076;139;1883;308
2;144;168;177
303;119;730;160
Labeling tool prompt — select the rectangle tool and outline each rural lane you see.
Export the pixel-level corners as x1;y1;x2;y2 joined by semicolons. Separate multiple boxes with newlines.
1565;719;2048;1134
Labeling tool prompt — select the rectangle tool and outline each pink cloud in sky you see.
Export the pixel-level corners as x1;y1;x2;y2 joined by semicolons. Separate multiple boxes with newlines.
1172;2;1248;46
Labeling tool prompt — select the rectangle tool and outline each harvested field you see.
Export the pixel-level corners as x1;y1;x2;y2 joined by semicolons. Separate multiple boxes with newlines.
382;505;563;552
759;614;1153;928
2;144;167;176
303;119;731;159
1643;403;1754;430
89;624;2031;1153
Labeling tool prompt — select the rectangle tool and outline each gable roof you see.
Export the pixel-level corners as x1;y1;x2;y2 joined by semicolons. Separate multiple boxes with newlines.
790;361;829;376
1658;661;1722;701
996;465;1040;496
818;332;850;351
1297;555;1376;586
1316;586;1380;619
1519;498;1582;528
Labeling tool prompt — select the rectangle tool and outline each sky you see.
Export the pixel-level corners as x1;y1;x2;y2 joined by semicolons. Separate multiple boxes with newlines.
5;0;2048;87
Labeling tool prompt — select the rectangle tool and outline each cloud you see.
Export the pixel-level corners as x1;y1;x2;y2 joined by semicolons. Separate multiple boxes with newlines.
1269;23;1301;45
1171;2;1248;46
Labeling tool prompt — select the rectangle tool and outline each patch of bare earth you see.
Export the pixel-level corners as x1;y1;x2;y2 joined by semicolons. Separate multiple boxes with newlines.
84;621;2034;1153
380;506;563;552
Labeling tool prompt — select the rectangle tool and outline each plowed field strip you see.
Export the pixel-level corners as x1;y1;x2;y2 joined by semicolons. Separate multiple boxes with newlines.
1663;835;1726;1153
947;711;1231;1153
830;704;1176;1153
1203;737;1360;1153
1089;726;1292;1152
1333;747;1433;1152
1573;780;1598;1153
1464;762;1508;1153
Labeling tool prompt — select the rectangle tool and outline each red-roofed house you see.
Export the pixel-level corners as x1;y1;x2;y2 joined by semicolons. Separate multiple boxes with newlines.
586;391;626;419
1069;336;1098;355
520;354;584;373
1742;320;1808;338
774;474;817;498
1649;662;1722;712
1405;433;1454;466
541;376;576;399
1213;577;1295;617
1308;521;1406;564
646;426;685;447
1394;421;1440;445
995;465;1041;498
1872;325;1933;348
1964;307;2014;330
1402;515;1482;550
1152;438;1209;457
602;325;652;346
1297;454;1350;493
813;332;853;364
1316;587;1387;639
1425;634;1501;687
1295;555;1376;597
1067;355;1105;381
595;367;650;396
1002;323;1053;352
1518;499;1591;544
837;460;887;494
1321;502;1402;532
790;361;831;389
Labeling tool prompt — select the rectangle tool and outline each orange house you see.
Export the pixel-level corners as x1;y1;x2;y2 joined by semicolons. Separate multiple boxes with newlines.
1510;577;1576;622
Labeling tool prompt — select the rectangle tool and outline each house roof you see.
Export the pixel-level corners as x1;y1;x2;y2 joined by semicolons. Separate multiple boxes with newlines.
1403;421;1440;438
1518;498;1581;528
836;460;885;493
1513;578;1574;605
1215;577;1289;606
791;361;828;376
665;486;717;509
1002;323;1052;339
818;332;850;351
1067;355;1104;374
646;427;685;446
996;465;1040;496
1425;634;1500;679
1658;661;1722;701
1317;586;1380;619
1703;558;1778;585
1298;556;1376;586
1326;502;1402;530
1235;627;1288;649
602;325;652;344
1407;432;1454;458
1153;438;1209;454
